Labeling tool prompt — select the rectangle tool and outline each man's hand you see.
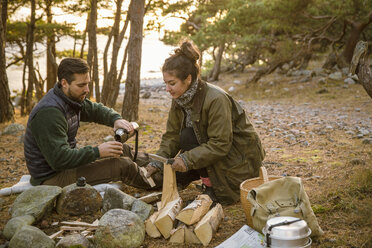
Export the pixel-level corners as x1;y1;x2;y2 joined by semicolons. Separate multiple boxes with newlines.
98;141;123;158
171;157;187;172
114;119;134;133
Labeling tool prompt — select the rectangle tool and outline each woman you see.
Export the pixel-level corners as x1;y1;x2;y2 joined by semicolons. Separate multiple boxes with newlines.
146;41;265;205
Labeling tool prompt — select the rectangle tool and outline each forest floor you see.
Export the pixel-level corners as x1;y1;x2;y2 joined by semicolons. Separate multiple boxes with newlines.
0;63;371;247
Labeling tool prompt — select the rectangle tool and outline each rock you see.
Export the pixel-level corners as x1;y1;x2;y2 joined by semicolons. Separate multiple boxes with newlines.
56;182;102;216
11;185;62;221
56;234;90;248
318;78;327;85
141;91;151;99
362;138;372;144
283;88;289;92
131;199;154;222
316;88;329;94
3;215;35;240
8;225;55;248
328;71;343;81
233;80;241;85
2;124;25;135
94;209;145;248
344;78;355;85
350;159;365;165
103;135;115;142
102;187;136;213
228;86;235;92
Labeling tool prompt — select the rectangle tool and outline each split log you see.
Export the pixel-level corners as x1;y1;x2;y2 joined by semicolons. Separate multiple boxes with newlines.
194;203;224;246
139;192;162;204
176;194;213;225
139;167;156;187
145;211;161;238
169;224;185;244
185;225;201;244
155;197;183;239
160;163;179;209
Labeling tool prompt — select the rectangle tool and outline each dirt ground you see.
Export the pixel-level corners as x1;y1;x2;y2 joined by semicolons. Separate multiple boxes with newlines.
0;67;371;247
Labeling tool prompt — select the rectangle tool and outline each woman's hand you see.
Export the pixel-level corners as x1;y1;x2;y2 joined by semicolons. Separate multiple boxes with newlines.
145;161;163;177
171;157;187;172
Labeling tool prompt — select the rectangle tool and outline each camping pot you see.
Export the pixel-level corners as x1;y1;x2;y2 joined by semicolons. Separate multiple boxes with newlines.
263;216;312;248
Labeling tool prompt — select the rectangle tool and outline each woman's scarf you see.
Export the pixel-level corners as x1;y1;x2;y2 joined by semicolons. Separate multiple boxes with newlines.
175;80;198;127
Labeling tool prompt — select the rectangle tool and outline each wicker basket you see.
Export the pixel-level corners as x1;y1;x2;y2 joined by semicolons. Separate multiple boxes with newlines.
240;167;281;227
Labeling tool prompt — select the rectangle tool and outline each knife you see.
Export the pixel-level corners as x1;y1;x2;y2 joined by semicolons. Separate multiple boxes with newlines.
148;153;175;165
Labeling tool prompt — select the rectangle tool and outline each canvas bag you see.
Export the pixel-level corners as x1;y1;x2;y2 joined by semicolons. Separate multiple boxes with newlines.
247;176;324;237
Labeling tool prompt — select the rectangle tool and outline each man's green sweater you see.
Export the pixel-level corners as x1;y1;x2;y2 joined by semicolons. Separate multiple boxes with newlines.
29;99;121;185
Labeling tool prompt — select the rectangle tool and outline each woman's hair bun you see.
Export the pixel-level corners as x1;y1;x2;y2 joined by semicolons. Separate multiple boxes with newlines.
177;41;200;62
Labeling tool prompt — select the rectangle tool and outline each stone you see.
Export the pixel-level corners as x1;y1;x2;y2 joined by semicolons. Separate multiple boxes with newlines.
131;199;154;222
8;225;55;248
316;88;329;94
329;71;343;81
233;80;241;84
362;138;372;144
3;215;35;240
344;78;355;85
2;124;25;135
318;78;327;85
11;185;62;221
102;187;136;213
141;91;151;99
94;209;145;248
56;182;102;216
228;86;235;92
56;234;90;248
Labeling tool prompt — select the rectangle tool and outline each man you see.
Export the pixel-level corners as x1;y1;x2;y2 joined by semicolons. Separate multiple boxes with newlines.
24;58;159;188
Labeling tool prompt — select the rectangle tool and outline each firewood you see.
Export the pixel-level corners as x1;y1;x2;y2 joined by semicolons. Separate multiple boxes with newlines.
176;194;213;225
194;203;224;246
155;197;182;239
139;192;162;204
49;230;64;239
139;167;156;187
60;220;99;228
145;211;161;238
169;224;185;244
185;226;201;244
160;163;179;209
60;226;87;231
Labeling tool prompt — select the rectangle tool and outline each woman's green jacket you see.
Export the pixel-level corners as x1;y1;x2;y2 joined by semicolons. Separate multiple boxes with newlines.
157;80;265;204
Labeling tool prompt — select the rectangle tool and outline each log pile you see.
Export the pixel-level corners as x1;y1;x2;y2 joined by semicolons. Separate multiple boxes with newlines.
145;163;224;246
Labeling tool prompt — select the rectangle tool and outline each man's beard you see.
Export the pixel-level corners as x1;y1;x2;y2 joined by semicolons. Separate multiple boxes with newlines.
68;88;86;102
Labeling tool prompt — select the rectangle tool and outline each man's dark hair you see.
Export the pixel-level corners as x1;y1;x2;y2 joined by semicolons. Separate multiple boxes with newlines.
57;58;90;84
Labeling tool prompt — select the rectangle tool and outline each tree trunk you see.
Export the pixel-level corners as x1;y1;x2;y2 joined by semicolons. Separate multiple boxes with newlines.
0;0;14;123
25;0;37;114
80;17;89;59
107;12;131;108
101;0;123;106
87;0;98;100
46;0;57;91
121;0;145;121
208;42;225;81
342;10;372;64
